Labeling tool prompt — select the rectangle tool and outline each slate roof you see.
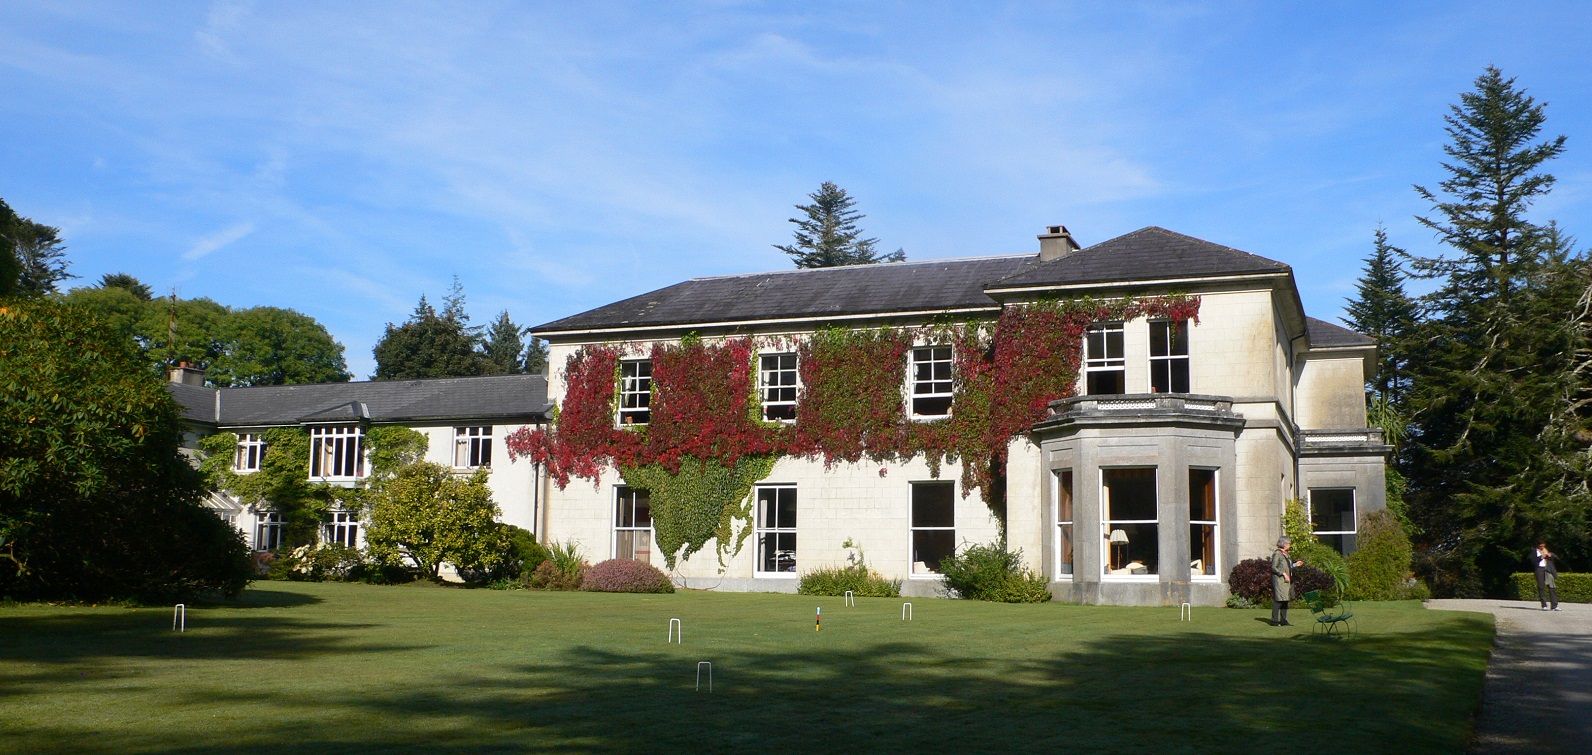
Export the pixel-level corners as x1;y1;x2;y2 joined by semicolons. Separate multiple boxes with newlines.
534;227;1296;335
167;381;219;426
533;254;1045;334
1306;317;1375;349
986;226;1292;291
164;373;550;428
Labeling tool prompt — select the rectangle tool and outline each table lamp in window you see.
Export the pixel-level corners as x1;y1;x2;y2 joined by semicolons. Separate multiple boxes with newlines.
1108;529;1129;570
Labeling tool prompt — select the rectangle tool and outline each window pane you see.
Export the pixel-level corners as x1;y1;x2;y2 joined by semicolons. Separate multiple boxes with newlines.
1056;470;1073;523
1310;489;1356;532
1104;468;1156;521
1105;522;1158;575
1190;524;1216;575
1087;370;1125;395
912;483;955;527
1058;524;1074;576
1189;469;1216;522
912;530;956;574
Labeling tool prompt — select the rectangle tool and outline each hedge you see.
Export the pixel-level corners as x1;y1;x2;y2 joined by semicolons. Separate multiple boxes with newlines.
1511;572;1592;604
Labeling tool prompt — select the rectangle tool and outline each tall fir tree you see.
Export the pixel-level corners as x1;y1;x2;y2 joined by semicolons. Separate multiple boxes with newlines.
1344;226;1419;408
774;182;906;268
1400;67;1588;596
482;310;525;374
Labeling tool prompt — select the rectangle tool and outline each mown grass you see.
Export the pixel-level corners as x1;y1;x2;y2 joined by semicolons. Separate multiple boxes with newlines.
0;582;1492;753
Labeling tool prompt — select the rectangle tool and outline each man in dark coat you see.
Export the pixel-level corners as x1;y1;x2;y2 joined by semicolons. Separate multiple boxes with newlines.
1271;536;1303;626
1534;541;1561;611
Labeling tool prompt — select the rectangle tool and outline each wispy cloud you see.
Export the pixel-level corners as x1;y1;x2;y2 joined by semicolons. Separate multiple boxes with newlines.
183;222;255;261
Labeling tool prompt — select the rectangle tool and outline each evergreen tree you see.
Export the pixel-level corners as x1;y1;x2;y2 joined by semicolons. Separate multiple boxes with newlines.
1343;226;1419;407
0;198;74;297
774;182;906;268
98;272;154;301
483;310;525;374
1400;67;1589;597
523;336;549;375
372;294;491;380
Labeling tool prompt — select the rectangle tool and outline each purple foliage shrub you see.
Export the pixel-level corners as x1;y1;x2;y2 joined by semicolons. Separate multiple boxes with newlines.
581;559;675;594
1229;557;1333;605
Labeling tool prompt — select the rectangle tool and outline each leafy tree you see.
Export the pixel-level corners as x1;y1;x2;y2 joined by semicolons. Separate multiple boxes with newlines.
60;287;350;386
2;198;75;297
1343;226;1419;408
1400;67;1590;596
0;298;251;601
98;272;154;301
483;310;525;374
774;181;906;268
363;462;512;580
372;295;491;380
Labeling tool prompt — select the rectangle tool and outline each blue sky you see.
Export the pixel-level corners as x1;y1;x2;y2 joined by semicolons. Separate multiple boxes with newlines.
3;2;1589;379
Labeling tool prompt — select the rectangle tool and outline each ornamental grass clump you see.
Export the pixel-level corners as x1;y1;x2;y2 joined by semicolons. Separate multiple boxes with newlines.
798;539;900;597
937;542;1052;603
581;559;675;593
525;539;588;590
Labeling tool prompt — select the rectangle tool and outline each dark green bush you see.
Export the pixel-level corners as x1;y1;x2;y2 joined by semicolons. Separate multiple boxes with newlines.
938;542;1052;603
1511;572;1592;603
524;539;588;590
1347;510;1416;600
798;565;901;597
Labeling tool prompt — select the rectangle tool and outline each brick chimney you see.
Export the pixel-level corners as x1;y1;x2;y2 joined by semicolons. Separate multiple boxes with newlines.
1038;225;1080;261
168;361;206;386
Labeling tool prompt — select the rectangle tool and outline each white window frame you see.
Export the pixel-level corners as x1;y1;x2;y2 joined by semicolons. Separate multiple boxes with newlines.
323;509;359;548
908;345;954;419
234;432;265;473
758;353;800;422
454;426;493;469
1054;469;1074;580
1310;488;1358;555
1084;322;1126;395
1102;467;1158;581
617;360;652;427
1189;468;1219;580
754;484;798;575
910;481;956;577
1149;320;1191;394
614;486;653;562
255;511;284;551
309;425;365;481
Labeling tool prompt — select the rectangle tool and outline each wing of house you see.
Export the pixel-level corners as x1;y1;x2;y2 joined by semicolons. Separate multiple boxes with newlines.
166;369;550;550
530;225;1387;605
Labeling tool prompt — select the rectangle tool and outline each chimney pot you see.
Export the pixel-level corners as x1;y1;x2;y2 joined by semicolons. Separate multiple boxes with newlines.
1038;224;1081;261
169;363;207;386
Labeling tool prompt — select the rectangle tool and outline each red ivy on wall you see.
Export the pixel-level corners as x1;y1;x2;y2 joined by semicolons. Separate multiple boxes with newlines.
505;295;1201;507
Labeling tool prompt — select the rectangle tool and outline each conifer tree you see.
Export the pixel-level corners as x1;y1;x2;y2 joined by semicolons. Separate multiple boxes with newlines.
1344;226;1419;407
1400;67;1588;596
483;310;525;374
774;182;905;268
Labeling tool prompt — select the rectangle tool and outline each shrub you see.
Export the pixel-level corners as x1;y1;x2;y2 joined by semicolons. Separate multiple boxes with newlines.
1510;572;1592;604
455;525;545;586
1347;510;1416;600
798;566;901;597
581;559;674;593
1228;557;1334;607
798;537;901;597
525;539;588;590
938;542;1052;603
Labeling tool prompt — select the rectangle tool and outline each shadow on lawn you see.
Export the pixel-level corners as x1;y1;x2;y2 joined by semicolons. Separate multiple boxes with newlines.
260;618;1492;753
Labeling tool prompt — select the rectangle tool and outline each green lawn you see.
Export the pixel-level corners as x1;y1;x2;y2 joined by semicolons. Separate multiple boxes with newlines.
0;582;1491;753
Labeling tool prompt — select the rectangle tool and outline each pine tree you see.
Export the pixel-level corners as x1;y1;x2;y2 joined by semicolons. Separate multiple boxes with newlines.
1401;67;1588;597
483;311;525;374
774;182;905;268
372;293;490;380
1344;226;1419;407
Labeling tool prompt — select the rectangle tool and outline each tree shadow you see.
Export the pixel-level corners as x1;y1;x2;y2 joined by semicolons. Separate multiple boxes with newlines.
175;618;1491;753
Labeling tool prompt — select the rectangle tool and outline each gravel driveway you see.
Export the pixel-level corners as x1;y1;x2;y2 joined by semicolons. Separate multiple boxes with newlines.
1425;599;1592;754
